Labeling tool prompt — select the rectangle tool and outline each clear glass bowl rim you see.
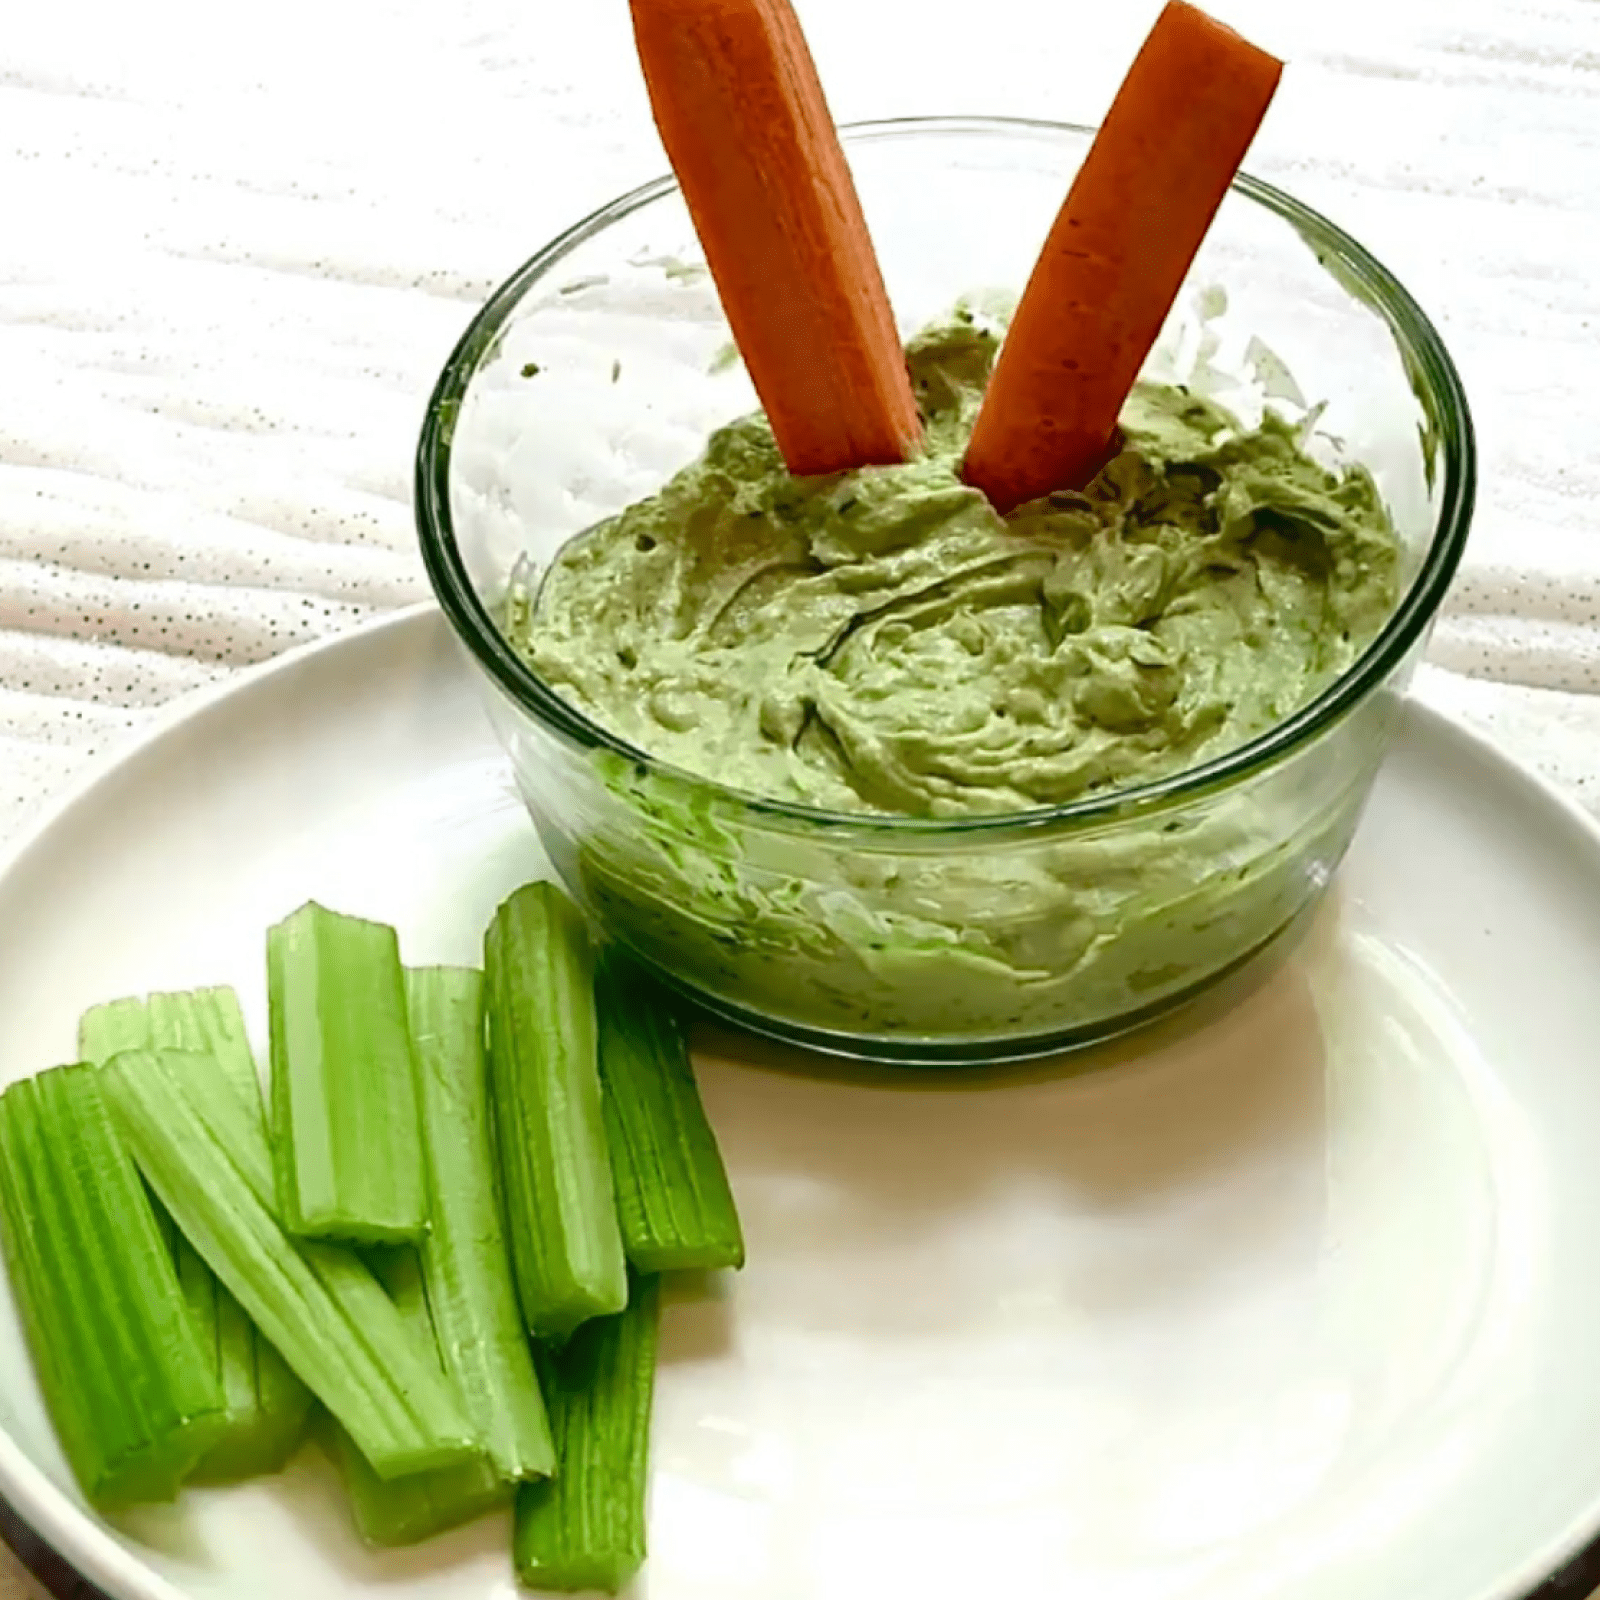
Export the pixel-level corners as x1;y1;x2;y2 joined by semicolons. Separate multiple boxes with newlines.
415;114;1476;840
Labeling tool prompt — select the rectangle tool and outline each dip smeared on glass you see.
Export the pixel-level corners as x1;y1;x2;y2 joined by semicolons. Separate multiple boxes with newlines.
509;315;1400;818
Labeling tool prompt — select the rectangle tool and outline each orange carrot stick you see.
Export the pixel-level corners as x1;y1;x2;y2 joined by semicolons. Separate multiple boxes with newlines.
630;0;922;476
964;1;1282;512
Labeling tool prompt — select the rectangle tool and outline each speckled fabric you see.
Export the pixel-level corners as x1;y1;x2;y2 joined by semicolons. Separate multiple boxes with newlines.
1;0;1599;1588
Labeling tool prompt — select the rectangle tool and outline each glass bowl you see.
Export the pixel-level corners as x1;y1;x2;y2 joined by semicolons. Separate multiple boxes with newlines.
416;117;1474;1065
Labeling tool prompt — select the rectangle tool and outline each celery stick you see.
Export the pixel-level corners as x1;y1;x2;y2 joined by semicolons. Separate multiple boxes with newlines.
144;992;317;1472
177;1242;310;1483
595;954;744;1273
189;1283;312;1484
147;987;262;1104
321;1414;506;1549
325;1248;508;1547
0;1066;225;1507
82;986;259;1104
407;967;554;1479
102;1048;477;1480
79;990;314;1481
514;1276;661;1594
248;1321;318;1473
267;902;426;1243
77;989;177;1284
77;996;153;1068
485;884;627;1344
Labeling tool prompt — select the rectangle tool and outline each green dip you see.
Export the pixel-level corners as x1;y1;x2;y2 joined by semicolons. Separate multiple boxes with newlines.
510;314;1399;819
503;313;1404;1047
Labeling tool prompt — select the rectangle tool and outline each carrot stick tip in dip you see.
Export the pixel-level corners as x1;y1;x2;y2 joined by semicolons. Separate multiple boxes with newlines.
963;0;1283;512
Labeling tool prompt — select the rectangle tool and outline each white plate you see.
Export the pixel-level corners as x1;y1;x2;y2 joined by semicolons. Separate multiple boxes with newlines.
2;607;1600;1600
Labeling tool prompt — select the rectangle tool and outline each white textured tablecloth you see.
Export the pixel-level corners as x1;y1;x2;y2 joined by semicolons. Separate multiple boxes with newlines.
3;0;1599;1593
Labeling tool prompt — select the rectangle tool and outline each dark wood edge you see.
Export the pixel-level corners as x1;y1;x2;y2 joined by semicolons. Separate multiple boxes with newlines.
1534;1537;1600;1600
0;1492;111;1600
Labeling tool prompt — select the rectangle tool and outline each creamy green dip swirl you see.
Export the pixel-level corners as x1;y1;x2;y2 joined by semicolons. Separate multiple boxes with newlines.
510;315;1399;819
500;315;1406;1048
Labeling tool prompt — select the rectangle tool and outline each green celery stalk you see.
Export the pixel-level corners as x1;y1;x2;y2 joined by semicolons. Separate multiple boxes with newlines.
169;1242;308;1483
267;902;426;1243
514;1276;662;1594
101;1048;477;1481
0;1066;226;1507
187;1260;311;1483
595;953;744;1273
77;996;154;1072
146;987;262;1103
407;967;554;1479
324;1248;508;1546
80;986;259;1112
485;884;627;1344
246;1317;318;1476
79;988;314;1482
321;1414;506;1550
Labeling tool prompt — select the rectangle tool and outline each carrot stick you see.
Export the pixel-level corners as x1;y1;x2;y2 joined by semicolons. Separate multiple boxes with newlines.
630;0;922;476
963;1;1282;512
